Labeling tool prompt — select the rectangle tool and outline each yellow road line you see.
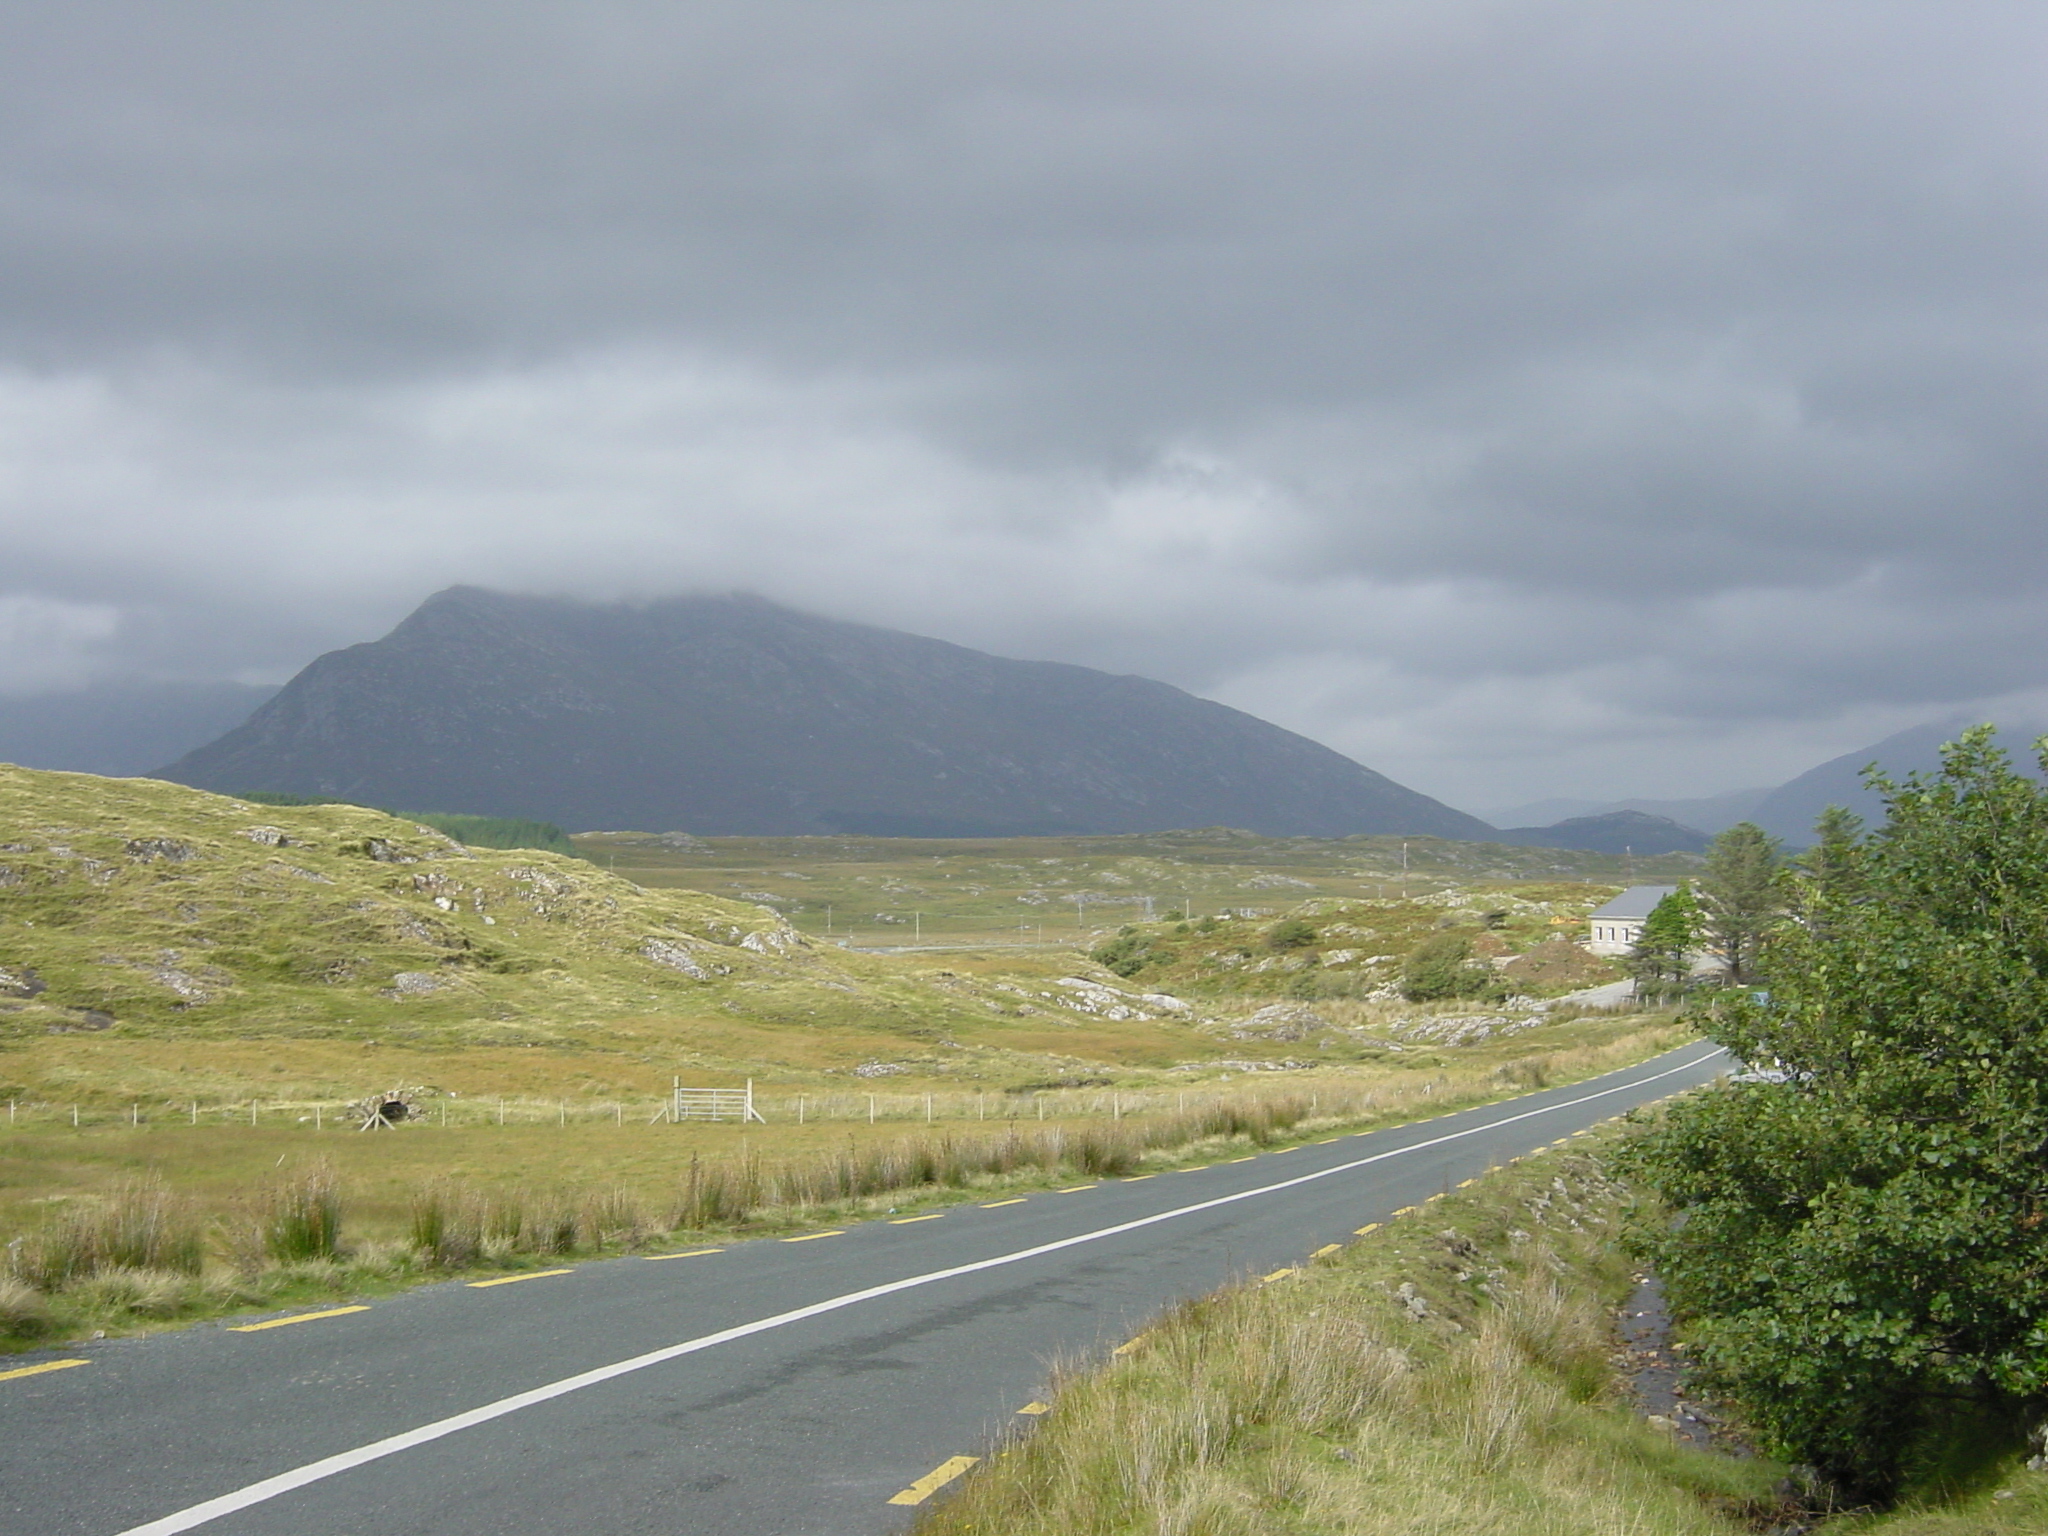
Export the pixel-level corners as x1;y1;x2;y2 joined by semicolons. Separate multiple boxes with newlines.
1260;1267;1297;1284
1111;1332;1150;1356
1313;1243;1342;1258
782;1230;845;1243
1016;1401;1050;1416
0;1358;89;1383
1355;1222;1382;1236
1057;1185;1096;1193
230;1305;371;1330
1228;1156;1257;1163
981;1198;1027;1208
1270;1147;1295;1153
1456;1178;1477;1188
1392;1204;1419;1216
889;1214;945;1225
1121;1174;1156;1182
642;1248;723;1261
886;1454;980;1506
467;1270;573;1290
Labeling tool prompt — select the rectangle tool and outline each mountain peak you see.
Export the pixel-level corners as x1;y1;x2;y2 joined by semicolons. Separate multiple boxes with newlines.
157;590;1491;840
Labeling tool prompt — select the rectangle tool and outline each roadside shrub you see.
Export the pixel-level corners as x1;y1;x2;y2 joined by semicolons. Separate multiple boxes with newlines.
1625;728;2048;1502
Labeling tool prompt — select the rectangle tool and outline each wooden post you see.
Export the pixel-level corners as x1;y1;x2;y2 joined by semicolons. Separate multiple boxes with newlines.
315;1104;321;1131
925;1093;933;1124
868;1095;876;1125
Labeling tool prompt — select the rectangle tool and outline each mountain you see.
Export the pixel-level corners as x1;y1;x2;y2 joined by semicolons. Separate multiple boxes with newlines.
0;680;277;777
1493;809;1710;856
1481;787;1769;836
156;588;1493;840
1747;717;2047;844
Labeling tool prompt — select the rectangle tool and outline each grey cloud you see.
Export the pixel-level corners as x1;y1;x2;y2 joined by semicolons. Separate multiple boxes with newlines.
2;2;2046;805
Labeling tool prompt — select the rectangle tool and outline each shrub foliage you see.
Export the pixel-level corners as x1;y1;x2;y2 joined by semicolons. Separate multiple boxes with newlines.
1623;727;2048;1500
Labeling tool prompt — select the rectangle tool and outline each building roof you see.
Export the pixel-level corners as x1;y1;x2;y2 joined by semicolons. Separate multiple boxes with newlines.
1587;885;1679;922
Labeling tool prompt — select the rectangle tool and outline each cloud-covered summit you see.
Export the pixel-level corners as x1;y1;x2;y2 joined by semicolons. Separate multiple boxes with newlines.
4;3;2047;807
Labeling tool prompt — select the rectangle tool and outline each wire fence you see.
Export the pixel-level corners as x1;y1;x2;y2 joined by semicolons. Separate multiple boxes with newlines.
0;1082;1368;1134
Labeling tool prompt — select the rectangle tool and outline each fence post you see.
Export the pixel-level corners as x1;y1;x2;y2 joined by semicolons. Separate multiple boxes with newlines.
191;1101;197;1125
132;1103;138;1127
798;1095;805;1125
925;1093;933;1124
251;1101;257;1127
559;1100;566;1127
315;1104;321;1132
868;1095;876;1125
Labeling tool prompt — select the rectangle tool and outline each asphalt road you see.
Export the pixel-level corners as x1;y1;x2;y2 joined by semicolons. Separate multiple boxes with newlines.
2;1041;1727;1536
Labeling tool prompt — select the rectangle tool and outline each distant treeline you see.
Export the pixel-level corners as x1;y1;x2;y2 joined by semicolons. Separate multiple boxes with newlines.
238;792;580;857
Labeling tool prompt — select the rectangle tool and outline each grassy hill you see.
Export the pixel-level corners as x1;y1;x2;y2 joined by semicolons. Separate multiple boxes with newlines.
0;766;1270;1106
0;769;1662;1114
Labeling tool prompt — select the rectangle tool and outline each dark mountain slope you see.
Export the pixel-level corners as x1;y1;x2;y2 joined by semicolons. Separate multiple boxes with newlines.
157;588;1492;840
1748;716;2048;844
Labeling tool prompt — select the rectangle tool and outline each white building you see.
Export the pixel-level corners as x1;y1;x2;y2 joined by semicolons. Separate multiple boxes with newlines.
1584;885;1678;956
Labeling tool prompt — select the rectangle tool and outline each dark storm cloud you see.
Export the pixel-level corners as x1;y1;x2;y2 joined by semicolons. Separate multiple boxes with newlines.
3;1;2046;806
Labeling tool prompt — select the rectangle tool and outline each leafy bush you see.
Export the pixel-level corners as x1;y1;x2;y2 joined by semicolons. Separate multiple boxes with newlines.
1624;727;2048;1502
1265;917;1317;950
1091;927;1157;977
1400;932;1503;1003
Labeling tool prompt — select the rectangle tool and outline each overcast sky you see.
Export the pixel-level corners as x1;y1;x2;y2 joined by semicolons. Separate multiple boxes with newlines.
4;2;2045;814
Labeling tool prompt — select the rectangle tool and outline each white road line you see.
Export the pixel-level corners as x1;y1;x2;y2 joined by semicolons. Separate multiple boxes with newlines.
115;1044;1725;1536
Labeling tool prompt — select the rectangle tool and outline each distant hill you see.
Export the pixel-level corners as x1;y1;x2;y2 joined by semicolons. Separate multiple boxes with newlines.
1482;787;1768;836
0;680;277;777
1748;717;2048;844
156;588;1492;841
1493;809;1710;856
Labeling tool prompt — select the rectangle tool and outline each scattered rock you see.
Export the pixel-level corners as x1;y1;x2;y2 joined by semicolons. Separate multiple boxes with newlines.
0;965;46;999
1395;1281;1430;1319
386;972;443;996
1231;1002;1331;1041
124;837;194;862
362;838;416;864
854;1061;910;1078
239;826;291;847
640;937;711;980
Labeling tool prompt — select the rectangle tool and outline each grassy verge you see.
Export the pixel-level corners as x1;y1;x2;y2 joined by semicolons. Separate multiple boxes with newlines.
2;1022;1689;1351
916;1134;1786;1536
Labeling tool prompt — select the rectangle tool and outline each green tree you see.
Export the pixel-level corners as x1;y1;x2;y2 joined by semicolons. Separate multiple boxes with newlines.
1626;886;1700;1001
1622;726;2048;1501
1696;821;1783;982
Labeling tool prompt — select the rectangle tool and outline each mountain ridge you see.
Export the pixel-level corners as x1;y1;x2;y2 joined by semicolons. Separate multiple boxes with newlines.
158;588;1494;841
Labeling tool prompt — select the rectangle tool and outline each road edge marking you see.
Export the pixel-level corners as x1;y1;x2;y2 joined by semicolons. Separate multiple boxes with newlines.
0;1357;89;1382
228;1306;371;1331
466;1270;573;1290
886;1454;979;1505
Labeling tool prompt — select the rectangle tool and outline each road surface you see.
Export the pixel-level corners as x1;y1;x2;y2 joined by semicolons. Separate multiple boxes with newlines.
1;1041;1727;1536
